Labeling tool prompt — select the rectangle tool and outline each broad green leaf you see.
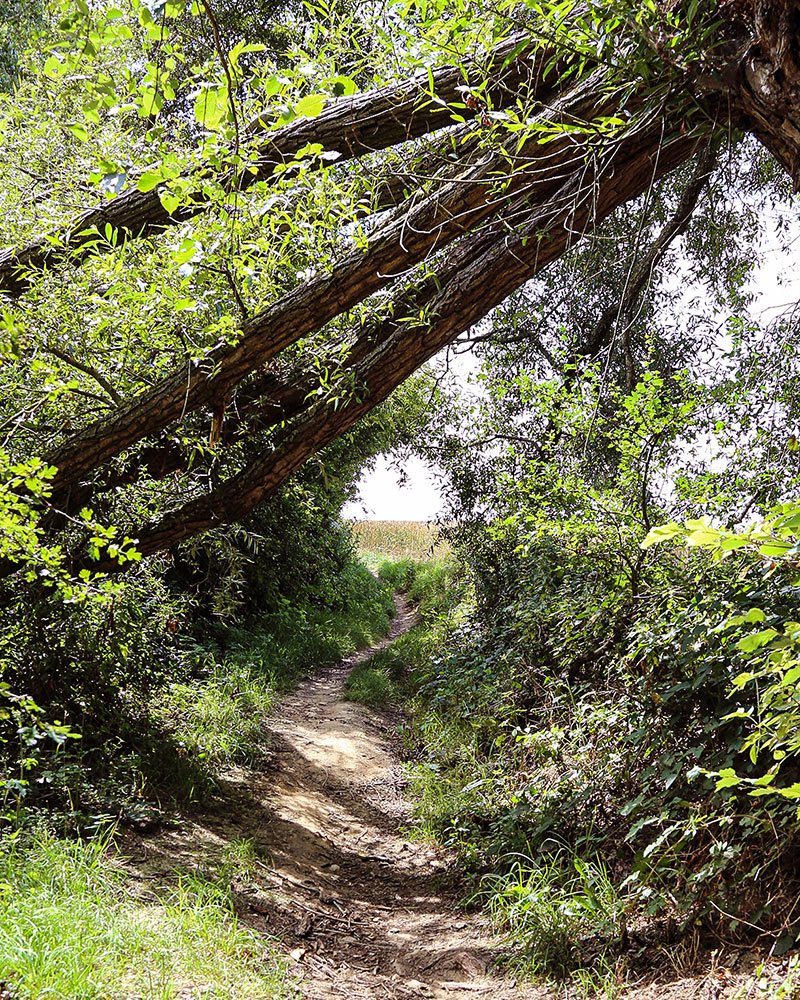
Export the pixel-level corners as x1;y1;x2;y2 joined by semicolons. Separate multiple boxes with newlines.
759;542;792;557
640;522;682;549
295;93;325;117
159;191;180;215
737;628;779;653
137;171;162;193
194;86;228;129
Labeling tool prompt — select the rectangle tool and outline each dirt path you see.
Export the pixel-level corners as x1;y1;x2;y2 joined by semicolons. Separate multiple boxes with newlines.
241;593;549;999
125;597;785;1000
128;595;547;998
248;594;547;999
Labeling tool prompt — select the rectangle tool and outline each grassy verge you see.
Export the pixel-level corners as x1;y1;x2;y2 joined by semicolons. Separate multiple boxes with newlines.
1;561;393;1000
0;832;293;1000
75;561;398;815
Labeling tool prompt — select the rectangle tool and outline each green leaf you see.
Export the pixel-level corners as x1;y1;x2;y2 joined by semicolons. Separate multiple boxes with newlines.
759;542;792;557
159;191;180;215
714;768;741;791
68;123;89;142
737;628;779;653
640;522;682;549
295;93;325;117
332;76;357;97
194;86;228;129
137;171;162;193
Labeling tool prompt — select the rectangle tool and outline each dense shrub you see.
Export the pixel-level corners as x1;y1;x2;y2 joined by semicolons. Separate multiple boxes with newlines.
384;521;800;970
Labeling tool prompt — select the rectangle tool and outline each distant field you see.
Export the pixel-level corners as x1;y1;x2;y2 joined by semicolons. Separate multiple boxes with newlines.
350;520;450;560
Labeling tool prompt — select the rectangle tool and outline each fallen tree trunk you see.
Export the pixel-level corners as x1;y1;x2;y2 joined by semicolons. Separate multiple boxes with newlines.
83;122;705;568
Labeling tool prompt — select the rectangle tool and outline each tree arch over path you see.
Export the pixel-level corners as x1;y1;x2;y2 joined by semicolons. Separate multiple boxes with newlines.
2;0;799;573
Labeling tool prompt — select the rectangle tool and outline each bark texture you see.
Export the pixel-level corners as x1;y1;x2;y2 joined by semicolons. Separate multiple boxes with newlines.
5;0;800;574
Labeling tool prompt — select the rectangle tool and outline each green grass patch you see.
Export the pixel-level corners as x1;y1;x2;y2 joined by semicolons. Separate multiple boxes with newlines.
343;555;465;713
477;855;628;977
0;832;292;1000
344;646;407;708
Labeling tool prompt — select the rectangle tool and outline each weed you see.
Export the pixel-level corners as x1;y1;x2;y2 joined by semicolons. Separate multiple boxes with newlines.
479;855;628;976
0;831;292;1000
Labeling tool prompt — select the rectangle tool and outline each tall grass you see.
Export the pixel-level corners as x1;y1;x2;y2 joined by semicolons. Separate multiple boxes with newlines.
0;833;291;1000
479;855;628;975
350;520;450;562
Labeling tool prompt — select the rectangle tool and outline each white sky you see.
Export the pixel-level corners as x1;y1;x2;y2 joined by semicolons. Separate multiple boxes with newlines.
343;208;800;523
341;454;445;521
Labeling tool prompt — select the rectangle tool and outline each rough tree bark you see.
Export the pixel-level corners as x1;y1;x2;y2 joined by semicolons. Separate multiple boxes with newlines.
4;0;800;573
0;33;560;297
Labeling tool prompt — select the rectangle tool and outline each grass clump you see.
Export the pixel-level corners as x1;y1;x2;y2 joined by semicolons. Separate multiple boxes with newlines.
152;659;276;774
479;855;627;976
344;645;408;708
0;832;292;1000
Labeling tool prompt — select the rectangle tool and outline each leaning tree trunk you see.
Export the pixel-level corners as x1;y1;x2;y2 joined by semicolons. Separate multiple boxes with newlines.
4;0;800;575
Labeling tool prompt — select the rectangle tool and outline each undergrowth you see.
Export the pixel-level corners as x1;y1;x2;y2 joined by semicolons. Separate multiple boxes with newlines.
2;532;395;828
0;832;292;1000
344;554;464;708
0;512;393;999
356;526;800;987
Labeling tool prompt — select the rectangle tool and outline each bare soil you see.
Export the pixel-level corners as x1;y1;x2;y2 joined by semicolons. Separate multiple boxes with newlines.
122;596;795;1000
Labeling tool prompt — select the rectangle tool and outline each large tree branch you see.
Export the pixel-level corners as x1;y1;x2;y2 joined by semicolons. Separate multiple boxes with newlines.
78;123;707;570
42;67;625;497
0;32;562;298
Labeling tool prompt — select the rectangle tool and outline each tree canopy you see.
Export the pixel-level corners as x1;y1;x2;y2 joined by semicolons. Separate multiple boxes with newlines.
1;0;800;584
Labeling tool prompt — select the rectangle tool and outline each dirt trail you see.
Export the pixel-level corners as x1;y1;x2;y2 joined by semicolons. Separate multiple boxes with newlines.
251;593;550;999
128;595;546;998
126;596;781;1000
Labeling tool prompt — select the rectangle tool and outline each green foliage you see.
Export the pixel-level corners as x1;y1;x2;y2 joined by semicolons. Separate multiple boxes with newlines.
645;501;800;811
344;554;463;709
379;514;800;970
479;855;626;977
0;498;395;824
0;832;291;1000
